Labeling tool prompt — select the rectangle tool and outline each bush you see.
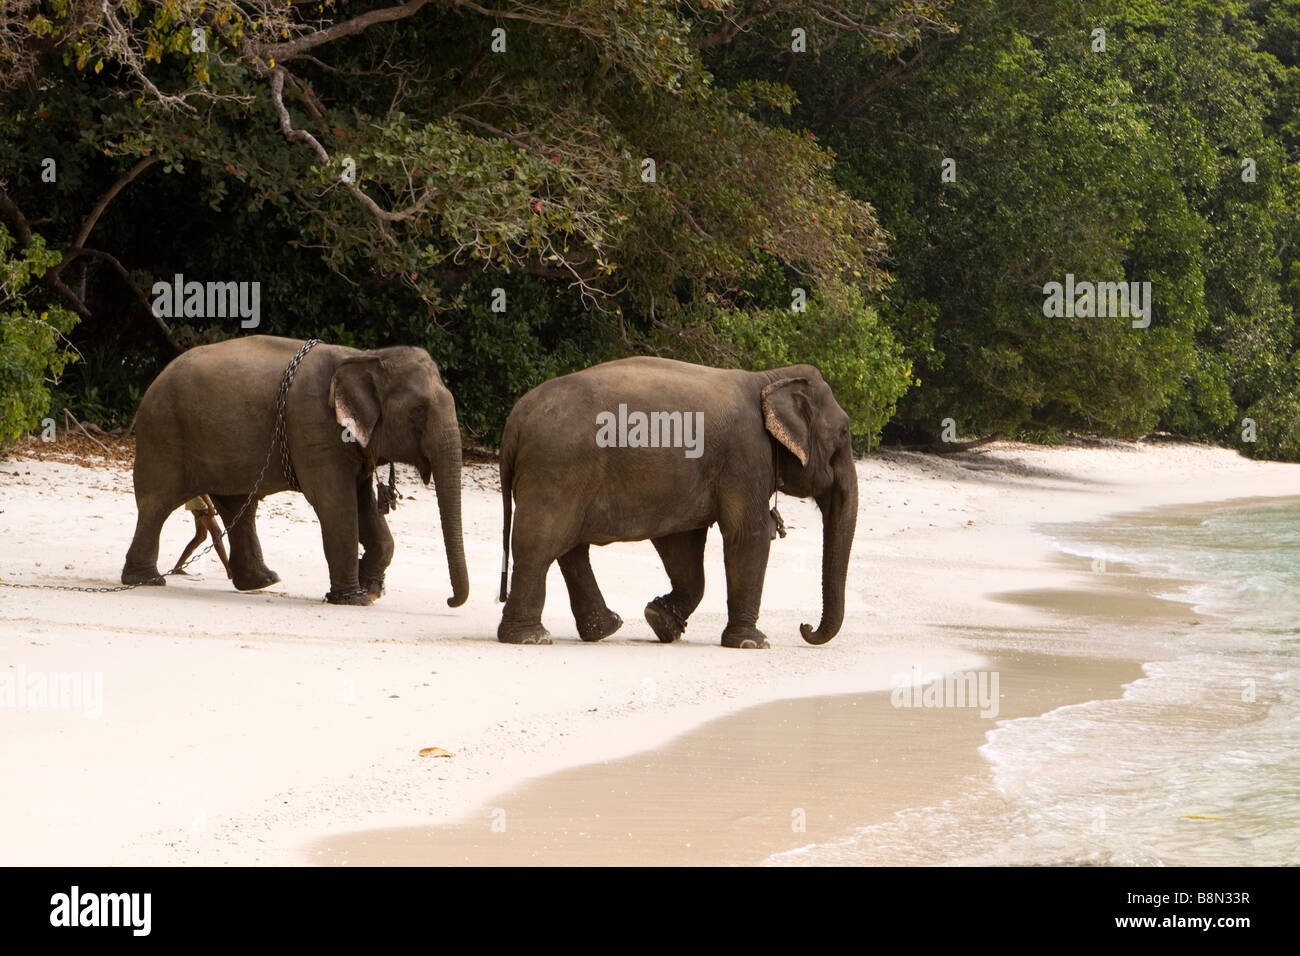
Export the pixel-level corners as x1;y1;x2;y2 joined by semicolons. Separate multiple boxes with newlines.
425;290;603;444
1242;390;1300;461
647;281;914;451
0;227;80;443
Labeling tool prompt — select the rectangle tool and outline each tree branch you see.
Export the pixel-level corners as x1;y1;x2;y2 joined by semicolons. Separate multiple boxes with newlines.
0;187;34;245
269;67;435;231
69;156;160;256
1;187;91;318
257;0;437;61
69;247;178;347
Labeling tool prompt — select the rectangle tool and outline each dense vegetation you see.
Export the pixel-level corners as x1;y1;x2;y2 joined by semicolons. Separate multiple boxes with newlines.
1;1;1297;456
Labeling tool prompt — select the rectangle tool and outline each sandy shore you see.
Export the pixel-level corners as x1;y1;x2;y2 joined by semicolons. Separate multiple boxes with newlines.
2;437;1298;865
310;651;1146;866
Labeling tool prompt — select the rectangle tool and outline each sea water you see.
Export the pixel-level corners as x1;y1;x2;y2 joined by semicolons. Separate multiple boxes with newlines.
767;499;1300;866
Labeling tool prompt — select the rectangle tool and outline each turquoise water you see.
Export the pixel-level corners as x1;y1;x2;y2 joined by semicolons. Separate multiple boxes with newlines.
768;499;1300;866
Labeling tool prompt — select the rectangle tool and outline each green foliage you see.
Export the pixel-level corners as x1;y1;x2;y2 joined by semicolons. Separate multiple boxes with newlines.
647;281;914;448
752;1;1208;438
1015;426;1066;446
693;0;1300;455
49;340;146;429
6;0;1300;461
0;227;79;442
1;0;906;439
420;277;613;444
1243;388;1300;461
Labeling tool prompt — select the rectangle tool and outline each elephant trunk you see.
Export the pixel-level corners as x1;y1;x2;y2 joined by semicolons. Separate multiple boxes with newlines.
429;409;470;607
800;458;857;645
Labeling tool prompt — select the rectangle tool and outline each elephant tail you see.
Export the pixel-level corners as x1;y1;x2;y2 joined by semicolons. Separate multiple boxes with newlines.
498;426;515;603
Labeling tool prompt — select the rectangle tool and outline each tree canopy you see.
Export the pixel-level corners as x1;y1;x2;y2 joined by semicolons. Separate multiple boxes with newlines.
2;0;1297;456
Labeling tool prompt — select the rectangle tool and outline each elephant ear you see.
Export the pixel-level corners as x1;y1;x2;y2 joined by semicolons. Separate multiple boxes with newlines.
761;377;813;467
329;357;382;448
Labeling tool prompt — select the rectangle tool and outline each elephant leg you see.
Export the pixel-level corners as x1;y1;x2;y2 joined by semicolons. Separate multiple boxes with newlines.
121;490;180;586
645;527;708;643
211;494;281;592
302;475;370;606
498;555;554;644
719;518;772;649
357;479;394;600
559;545;623;642
498;512;554;644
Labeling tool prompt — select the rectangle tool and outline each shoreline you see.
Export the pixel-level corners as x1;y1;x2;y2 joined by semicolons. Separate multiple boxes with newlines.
3;439;1300;865
308;650;1146;866
310;547;1205;866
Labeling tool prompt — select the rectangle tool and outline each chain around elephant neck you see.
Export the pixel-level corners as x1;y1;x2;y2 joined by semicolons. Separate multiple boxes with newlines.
278;339;320;492
769;439;787;539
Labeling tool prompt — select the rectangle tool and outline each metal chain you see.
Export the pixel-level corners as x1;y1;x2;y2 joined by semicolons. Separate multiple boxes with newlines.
0;339;320;593
278;340;318;492
376;462;400;514
769;439;786;539
0;580;142;594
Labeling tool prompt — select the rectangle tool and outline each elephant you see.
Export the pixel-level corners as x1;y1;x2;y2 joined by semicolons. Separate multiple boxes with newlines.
496;356;858;648
121;335;469;607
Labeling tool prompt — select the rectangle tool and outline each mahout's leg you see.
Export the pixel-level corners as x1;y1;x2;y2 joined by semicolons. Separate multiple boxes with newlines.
168;515;208;575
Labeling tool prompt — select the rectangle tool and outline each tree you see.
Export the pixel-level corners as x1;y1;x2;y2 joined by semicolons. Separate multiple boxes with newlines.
0;226;79;440
1;1;939;441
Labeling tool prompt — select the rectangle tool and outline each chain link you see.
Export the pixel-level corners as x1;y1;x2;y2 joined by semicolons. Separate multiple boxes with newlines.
0;580;142;594
0;339;320;594
279;340;317;493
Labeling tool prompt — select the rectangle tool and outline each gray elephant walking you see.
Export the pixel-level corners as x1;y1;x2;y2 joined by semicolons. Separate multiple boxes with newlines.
121;335;469;607
497;357;857;648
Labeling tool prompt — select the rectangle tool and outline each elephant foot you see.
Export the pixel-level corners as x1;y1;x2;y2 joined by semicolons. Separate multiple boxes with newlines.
325;590;377;606
122;567;166;587
498;622;552;645
577;608;623;643
361;575;386;600
721;625;770;650
644;598;687;644
233;568;281;592
326;588;374;606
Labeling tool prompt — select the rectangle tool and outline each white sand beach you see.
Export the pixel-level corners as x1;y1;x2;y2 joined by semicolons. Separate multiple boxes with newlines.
1;436;1297;865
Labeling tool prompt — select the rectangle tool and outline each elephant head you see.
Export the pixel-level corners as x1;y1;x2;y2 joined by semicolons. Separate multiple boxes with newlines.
761;371;858;645
328;348;470;607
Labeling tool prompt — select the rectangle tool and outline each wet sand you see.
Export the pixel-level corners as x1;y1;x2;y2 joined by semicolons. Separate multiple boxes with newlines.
311;649;1146;866
310;552;1204;866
